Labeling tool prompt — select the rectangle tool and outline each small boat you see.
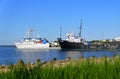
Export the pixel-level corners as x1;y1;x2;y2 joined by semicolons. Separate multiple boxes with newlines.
15;29;49;49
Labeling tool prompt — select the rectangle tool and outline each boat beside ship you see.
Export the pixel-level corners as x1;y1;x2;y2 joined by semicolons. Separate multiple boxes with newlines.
15;29;49;49
14;24;120;50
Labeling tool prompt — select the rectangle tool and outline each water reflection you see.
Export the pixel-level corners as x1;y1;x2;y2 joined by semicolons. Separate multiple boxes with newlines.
16;49;50;63
61;51;83;59
60;50;118;59
17;49;49;53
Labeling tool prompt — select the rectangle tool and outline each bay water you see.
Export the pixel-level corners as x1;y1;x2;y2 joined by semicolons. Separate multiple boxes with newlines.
0;46;120;65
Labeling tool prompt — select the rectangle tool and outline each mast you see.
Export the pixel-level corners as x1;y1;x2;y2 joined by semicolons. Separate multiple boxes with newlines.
26;29;33;38
79;19;82;37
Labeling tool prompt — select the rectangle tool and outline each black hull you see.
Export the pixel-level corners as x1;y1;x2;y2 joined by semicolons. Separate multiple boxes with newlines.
58;38;88;50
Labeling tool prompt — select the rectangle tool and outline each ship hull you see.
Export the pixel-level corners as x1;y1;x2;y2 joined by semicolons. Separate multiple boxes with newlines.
58;38;88;50
15;43;49;49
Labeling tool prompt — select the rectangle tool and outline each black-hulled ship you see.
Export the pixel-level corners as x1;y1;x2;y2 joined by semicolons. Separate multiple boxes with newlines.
58;20;89;50
58;33;88;50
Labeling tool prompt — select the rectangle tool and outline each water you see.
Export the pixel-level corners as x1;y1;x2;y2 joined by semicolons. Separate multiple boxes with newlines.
0;46;120;65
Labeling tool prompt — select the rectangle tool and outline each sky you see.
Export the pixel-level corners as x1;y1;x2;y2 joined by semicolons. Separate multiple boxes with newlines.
0;0;120;45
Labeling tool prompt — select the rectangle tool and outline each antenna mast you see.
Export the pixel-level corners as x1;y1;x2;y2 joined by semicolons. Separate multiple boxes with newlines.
79;19;82;37
26;29;33;38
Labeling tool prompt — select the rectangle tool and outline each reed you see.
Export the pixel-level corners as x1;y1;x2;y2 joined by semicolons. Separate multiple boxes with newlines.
0;56;120;79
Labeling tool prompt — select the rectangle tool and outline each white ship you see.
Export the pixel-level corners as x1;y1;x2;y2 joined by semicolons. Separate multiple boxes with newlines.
15;29;50;49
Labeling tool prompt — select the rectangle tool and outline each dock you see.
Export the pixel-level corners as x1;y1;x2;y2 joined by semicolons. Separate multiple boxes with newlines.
49;47;61;50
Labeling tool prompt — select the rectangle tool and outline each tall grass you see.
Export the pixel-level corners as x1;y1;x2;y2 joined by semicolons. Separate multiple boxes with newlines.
0;57;120;79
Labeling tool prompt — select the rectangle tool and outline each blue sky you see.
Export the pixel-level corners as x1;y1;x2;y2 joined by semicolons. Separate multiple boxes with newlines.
0;0;120;45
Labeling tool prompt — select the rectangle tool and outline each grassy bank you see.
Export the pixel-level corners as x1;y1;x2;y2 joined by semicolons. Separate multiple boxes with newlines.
0;56;120;79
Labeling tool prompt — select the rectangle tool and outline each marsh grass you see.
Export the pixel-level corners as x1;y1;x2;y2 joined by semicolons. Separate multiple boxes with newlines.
1;56;120;79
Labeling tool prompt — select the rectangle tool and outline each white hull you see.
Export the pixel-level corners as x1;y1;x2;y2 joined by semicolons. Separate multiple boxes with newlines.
15;43;49;49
